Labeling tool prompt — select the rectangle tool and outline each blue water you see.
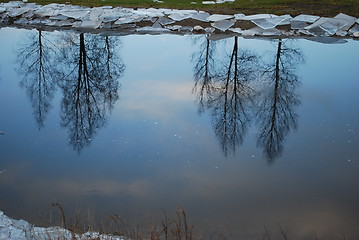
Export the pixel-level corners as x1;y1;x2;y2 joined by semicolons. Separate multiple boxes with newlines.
0;27;358;239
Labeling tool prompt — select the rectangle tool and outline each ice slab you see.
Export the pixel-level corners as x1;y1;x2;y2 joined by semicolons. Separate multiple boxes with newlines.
349;24;359;36
14;18;29;24
180;26;194;32
236;14;277;21
190;12;210;22
218;0;235;3
60;10;90;19
165;24;182;31
36;9;57;17
89;7;104;21
8;7;31;17
242;26;282;36
229;27;243;34
290;20;309;30
102;15;120;23
0;7;6;14
49;15;69;20
136;26;171;32
53;20;74;26
1;1;24;8
211;19;235;32
152;21;163;28
202;1;216;4
334;13;356;30
80;20;102;29
278;14;292;25
158;16;175;25
168;13;190;21
234;13;245;20
292;14;319;23
305;17;352;36
193;25;204;31
205;27;215;33
207;14;233;22
132;9;164;18
251;16;288;30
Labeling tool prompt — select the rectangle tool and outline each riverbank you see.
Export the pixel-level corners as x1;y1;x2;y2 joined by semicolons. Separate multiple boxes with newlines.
10;0;359;17
0;210;124;239
1;1;359;38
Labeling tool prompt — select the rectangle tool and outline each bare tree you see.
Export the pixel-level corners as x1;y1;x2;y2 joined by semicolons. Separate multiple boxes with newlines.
16;30;58;129
256;39;304;164
57;33;125;153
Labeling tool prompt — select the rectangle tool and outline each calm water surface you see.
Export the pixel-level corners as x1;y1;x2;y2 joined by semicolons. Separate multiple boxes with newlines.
0;27;358;239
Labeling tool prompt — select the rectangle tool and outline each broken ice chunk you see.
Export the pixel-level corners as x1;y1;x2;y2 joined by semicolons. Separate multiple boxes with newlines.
277;14;292;25
80;20;102;29
53;20;74;27
211;19;235;32
49;15;69;20
114;16;143;25
190;12;210;22
305;17;352;36
236;14;277;21
0;7;6;14
334;13;356;31
207;14;233;22
202;1;216;4
290;20;309;30
242;26;282;36
180;26;194;32
251;16;287;30
102;15;120;23
89;7;104;21
292;14;320;23
8;7;31;17
34;7;56;17
193;25;204;31
234;13;245;20
14;18;29;25
136;26;170;32
229;27;243;34
158;16;175;25
60;10;90;20
349;24;359;37
168;13;190;21
165;24;182;31
204;27;215;33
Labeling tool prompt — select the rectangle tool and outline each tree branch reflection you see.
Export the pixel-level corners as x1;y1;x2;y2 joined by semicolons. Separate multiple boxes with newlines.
193;36;260;156
16;30;58;129
256;39;303;164
58;33;125;153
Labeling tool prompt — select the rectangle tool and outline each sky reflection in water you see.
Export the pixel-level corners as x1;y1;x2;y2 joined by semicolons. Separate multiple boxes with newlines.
0;27;358;239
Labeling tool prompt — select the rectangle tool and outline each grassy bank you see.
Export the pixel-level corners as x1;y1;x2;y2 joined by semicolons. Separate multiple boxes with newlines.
1;0;359;16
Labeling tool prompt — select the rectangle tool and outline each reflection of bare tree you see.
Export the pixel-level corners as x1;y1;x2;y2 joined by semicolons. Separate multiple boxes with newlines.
256;39;303;164
16;30;58;129
191;36;217;112
58;33;125;153
193;36;260;156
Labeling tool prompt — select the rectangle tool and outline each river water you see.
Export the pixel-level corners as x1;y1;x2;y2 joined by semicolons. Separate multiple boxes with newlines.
0;27;358;239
